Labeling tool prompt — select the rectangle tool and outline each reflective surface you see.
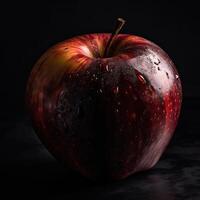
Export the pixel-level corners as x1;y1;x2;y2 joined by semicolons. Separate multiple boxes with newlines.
0;99;199;200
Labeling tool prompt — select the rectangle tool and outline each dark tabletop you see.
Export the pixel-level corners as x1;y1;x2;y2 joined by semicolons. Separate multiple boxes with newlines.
0;99;199;200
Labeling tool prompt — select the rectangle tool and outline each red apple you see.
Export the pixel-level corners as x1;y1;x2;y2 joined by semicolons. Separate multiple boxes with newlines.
26;19;182;180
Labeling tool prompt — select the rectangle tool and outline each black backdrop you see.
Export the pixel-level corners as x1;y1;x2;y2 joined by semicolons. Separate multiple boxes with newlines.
1;1;200;199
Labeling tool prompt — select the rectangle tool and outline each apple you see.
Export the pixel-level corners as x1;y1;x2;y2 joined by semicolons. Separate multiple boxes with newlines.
26;18;182;180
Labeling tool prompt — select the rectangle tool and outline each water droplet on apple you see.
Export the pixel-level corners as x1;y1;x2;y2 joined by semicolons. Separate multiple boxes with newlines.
166;72;169;79
106;65;109;72
116;86;119;93
113;86;119;94
154;59;161;65
175;74;179;79
137;74;146;84
116;109;119;113
99;89;103;93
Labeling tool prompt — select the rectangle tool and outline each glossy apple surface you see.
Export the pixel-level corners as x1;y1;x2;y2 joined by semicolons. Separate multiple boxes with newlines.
26;33;182;180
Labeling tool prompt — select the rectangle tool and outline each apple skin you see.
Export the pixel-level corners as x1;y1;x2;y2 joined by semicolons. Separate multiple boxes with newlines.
26;33;182;180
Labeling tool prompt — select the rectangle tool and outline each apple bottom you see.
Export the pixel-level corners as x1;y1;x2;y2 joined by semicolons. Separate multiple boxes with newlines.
32;60;178;181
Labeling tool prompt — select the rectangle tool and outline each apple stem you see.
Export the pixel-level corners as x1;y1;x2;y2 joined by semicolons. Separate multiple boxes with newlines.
103;18;126;57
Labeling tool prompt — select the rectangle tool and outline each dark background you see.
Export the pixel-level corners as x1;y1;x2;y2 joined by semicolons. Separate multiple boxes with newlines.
1;1;200;199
